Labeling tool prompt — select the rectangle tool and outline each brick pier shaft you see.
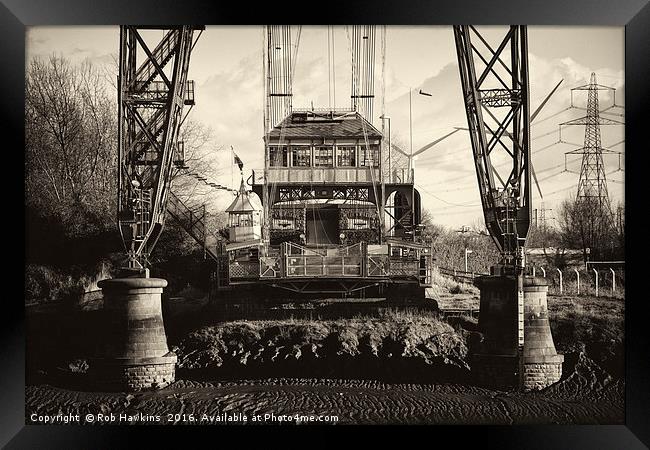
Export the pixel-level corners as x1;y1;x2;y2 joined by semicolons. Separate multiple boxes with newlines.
472;275;563;391
93;277;176;391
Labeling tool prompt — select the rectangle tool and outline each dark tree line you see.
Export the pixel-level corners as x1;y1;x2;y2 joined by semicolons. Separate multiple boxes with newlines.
25;55;222;302
26;56;117;225
26;56;120;268
420;211;500;273
423;194;624;273
556;197;624;261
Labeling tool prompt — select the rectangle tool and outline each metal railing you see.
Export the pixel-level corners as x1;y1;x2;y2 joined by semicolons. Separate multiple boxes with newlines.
284;242;364;277
367;255;389;277
386;168;414;184
225;240;430;282
131;80;195;105
438;266;487;282
251;167;414;185
229;261;259;279
436;264;624;298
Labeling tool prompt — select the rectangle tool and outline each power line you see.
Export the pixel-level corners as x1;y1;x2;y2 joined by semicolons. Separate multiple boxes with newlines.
432;209;482;217
416;127;560;166
419;113;623;191
417;184;480;207
568;73;620;220
531;169;623;199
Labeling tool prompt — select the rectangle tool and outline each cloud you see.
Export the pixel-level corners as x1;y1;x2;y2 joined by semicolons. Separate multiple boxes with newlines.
193;52;265;175
147;27;626;227
27;33;48;46
71;47;93;55
379;51;625;227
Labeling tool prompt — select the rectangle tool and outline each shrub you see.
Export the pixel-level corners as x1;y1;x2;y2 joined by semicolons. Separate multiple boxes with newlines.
25;263;107;305
175;310;469;371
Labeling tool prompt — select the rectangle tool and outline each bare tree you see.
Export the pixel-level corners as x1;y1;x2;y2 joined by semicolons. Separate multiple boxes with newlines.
557;196;619;261
25;53;231;292
26;55;117;231
419;208;445;242
469;218;488;235
170;118;224;204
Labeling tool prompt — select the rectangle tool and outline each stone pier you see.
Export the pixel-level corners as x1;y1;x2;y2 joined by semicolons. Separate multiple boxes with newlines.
92;277;176;391
471;275;563;391
521;277;563;390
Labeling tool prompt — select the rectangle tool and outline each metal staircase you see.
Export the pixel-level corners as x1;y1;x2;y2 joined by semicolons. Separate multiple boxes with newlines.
134;29;179;90
118;26;202;268
166;191;220;263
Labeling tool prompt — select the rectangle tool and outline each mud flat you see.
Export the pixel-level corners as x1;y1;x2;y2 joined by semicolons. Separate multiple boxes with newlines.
25;293;624;425
26;353;622;425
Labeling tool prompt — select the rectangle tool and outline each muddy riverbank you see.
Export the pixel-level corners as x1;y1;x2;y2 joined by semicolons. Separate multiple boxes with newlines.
26;350;623;425
25;293;624;425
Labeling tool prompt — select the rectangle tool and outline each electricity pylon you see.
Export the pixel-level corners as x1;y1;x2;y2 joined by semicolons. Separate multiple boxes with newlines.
562;73;623;218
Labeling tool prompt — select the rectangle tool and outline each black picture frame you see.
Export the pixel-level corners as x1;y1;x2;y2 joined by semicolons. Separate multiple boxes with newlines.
7;0;649;446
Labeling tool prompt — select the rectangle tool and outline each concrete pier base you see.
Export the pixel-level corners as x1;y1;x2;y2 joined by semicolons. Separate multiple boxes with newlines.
472;275;563;391
521;277;563;390
92;277;176;391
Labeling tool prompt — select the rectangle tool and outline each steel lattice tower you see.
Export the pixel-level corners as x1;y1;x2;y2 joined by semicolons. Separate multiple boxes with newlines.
577;73;611;213
453;25;532;271
563;73;623;218
117;26;202;268
560;72;625;260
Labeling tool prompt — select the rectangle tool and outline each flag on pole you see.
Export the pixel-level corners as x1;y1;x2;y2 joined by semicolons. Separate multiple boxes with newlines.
232;146;244;172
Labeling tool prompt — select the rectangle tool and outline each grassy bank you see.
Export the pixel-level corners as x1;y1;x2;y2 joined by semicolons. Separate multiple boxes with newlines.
171;291;624;382
547;294;624;378
173;309;470;382
26;275;624;387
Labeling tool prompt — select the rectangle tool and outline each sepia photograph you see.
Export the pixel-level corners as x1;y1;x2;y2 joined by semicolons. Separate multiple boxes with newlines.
23;23;628;427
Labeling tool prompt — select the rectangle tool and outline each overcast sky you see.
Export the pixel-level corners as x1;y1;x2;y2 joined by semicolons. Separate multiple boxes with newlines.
26;26;625;229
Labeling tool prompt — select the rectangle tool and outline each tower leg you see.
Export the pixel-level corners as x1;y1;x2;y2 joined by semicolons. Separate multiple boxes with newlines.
471;275;563;390
92;277;176;391
471;275;520;388
521;276;563;390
